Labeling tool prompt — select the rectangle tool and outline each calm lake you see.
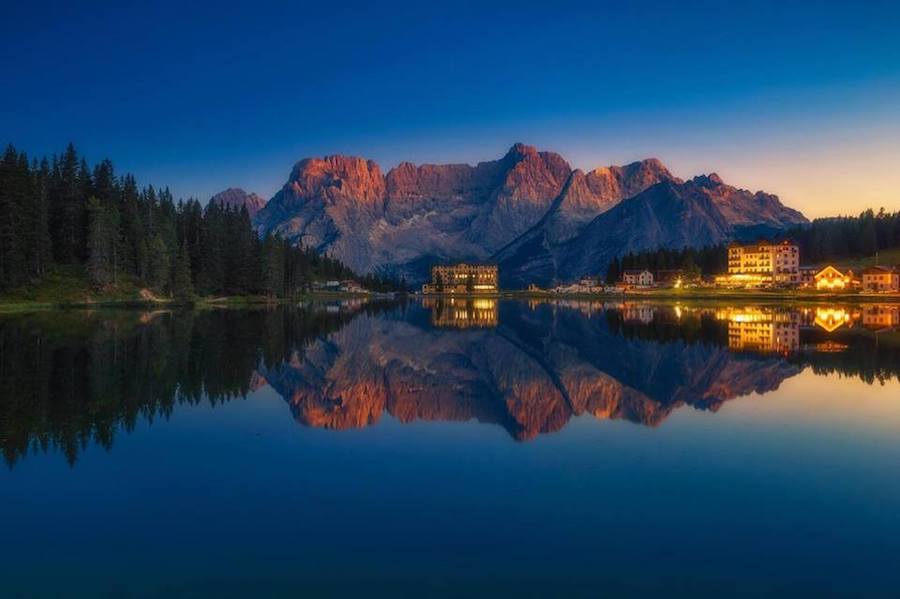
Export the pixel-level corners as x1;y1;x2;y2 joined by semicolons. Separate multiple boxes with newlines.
2;299;900;596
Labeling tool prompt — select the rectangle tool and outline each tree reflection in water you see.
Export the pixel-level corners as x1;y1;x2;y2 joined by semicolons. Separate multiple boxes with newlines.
1;300;899;466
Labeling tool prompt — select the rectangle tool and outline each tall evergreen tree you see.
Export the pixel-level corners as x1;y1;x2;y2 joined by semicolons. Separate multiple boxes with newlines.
147;234;170;293
0;146;25;287
262;235;285;298
86;197;118;287
50;143;87;263
172;241;193;300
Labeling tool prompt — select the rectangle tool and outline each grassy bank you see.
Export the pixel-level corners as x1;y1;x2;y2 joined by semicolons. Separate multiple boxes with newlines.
0;265;155;311
0;266;384;312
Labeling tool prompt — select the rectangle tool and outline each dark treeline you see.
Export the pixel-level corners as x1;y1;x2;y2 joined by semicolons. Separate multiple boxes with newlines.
0;143;402;297
0;302;404;467
796;328;900;386
605;309;729;346
605;245;728;282
785;209;900;264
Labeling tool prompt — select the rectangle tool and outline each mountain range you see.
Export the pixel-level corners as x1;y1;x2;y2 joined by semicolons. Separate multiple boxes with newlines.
214;144;807;285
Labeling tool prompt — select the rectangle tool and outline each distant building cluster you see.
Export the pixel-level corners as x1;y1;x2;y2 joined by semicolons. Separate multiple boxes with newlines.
715;240;900;293
420;245;900;297
313;279;370;294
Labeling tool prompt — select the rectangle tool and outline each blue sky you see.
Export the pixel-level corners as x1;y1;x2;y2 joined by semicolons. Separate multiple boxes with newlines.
3;0;899;216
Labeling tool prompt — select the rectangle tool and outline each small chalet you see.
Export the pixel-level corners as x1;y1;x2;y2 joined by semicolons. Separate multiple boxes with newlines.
814;266;853;290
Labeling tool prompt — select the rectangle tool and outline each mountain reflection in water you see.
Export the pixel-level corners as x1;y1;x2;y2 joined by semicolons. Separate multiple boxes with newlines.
1;299;899;466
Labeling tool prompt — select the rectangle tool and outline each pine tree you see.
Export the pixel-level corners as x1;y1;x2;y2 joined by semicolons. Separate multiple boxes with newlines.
198;202;225;294
605;257;620;283
50;143;87;263
225;207;259;294
0;146;23;287
119;174;146;278
262;235;285;298
147;234;170;293
86;197;115;287
172;241;193;300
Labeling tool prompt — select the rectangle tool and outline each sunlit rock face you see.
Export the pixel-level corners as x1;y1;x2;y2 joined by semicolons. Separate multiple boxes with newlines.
492;159;678;288
257;302;801;440
255;144;571;279
500;175;808;288
209;188;267;217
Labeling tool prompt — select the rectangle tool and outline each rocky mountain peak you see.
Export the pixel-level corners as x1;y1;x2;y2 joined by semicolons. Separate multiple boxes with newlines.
286;155;385;206
692;173;725;188
209;187;267;216
504;142;539;160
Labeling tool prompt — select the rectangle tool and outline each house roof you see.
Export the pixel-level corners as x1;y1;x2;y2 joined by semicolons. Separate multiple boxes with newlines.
815;265;849;277
729;238;798;249
863;265;898;274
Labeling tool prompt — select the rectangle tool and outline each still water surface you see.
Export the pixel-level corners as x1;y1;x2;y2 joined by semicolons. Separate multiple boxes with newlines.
2;299;900;596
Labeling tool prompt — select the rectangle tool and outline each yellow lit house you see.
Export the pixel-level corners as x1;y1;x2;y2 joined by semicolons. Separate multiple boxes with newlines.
814;266;853;290
716;239;800;287
862;266;900;292
422;263;498;294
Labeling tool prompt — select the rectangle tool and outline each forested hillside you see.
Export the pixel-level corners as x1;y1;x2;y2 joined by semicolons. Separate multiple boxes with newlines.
0;144;400;301
785;209;900;264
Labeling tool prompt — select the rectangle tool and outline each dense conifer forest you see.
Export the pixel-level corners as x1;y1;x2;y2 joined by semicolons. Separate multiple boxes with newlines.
0;144;402;299
785;210;900;264
604;245;728;282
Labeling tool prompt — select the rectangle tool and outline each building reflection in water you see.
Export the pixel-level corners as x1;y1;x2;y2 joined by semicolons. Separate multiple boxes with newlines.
813;307;854;332
862;304;900;331
716;307;801;354
426;297;498;328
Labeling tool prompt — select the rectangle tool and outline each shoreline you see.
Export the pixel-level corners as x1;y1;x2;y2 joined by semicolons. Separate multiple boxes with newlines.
3;288;900;312
0;292;389;313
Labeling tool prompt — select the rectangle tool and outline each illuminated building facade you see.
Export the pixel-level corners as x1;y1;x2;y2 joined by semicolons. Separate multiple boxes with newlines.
814;266;853;290
799;267;818;288
862;266;899;292
717;240;800;287
422;263;498;294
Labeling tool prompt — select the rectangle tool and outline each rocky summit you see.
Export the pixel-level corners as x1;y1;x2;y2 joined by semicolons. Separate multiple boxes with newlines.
247;144;808;285
208;188;267;217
